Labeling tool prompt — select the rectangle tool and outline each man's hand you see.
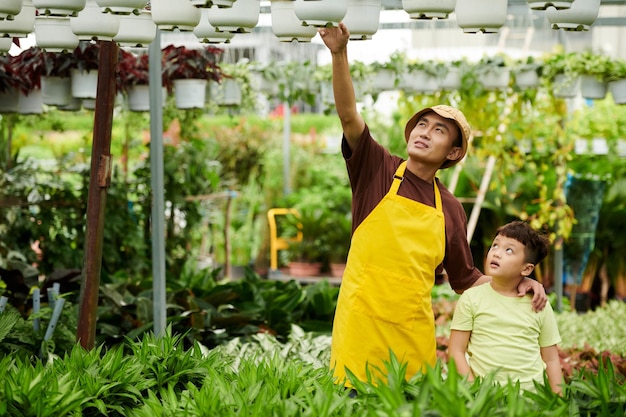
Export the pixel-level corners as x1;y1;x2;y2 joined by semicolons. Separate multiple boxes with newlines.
318;22;350;55
517;278;547;312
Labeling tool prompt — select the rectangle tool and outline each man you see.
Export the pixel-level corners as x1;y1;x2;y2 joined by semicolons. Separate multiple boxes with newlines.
318;23;547;386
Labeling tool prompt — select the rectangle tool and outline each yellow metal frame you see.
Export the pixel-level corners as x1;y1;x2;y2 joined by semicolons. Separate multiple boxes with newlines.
267;208;302;271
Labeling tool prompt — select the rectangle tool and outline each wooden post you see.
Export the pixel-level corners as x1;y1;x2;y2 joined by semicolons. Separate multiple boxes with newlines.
77;40;118;350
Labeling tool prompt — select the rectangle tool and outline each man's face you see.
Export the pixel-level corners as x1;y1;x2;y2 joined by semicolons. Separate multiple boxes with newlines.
406;112;461;168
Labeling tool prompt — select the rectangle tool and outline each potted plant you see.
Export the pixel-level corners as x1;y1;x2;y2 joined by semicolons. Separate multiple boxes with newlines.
399;59;441;94
325;185;352;278
607;57;626;105
0;54;19;113
161;44;223;109
512;55;543;90
212;60;255;110
542;50;580;98
116;49;157;111
570;50;611;99
70;40;100;99
440;59;468;91
9;46;45;113
369;51;405;93
474;55;511;91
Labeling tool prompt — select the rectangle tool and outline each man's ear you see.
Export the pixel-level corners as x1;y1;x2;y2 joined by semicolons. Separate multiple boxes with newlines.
446;146;463;163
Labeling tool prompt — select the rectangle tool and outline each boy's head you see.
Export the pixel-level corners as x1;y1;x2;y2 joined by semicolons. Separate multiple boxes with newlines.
494;221;550;266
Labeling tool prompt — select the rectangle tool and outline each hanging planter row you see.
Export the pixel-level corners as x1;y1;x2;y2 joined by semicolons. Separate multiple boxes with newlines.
0;42;250;114
1;0;606;54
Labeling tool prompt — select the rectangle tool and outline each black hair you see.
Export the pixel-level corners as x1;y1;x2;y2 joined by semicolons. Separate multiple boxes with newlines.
494;220;550;265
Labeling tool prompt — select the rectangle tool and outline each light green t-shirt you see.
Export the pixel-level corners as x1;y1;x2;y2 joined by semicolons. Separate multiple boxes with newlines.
450;283;561;391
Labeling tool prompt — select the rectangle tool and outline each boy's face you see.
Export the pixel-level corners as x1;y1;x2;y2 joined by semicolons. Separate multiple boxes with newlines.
485;235;534;280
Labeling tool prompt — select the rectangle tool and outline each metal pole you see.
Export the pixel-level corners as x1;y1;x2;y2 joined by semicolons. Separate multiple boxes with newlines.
553;237;564;312
149;29;167;337
77;40;118;350
283;100;291;195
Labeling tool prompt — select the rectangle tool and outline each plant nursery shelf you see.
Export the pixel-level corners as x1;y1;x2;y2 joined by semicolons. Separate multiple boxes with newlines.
267;270;342;286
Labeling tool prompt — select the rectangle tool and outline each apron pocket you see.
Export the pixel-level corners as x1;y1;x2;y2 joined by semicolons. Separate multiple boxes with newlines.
352;263;427;329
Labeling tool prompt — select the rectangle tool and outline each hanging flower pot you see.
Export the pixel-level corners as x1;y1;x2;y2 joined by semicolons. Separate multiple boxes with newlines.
1;0;23;20
41;75;72;105
33;0;87;17
95;0;148;15
402;0;456;19
398;63;440;94
126;84;150;111
440;64;463;90
294;0;347;27
57;96;82;110
546;0;600;31
71;68;98;98
71;0;120;40
207;0;260;33
0;0;36;38
113;10;156;47
151;0;201;32
270;0;317;43
0;88;19;113
527;0;573;9
370;68;397;92
173;78;207;109
18;89;44;114
513;68;540;90
552;73;580;97
342;0;381;40
34;16;80;52
608;78;626;104
213;78;242;106
455;0;507;33
193;8;235;43
580;75;607;99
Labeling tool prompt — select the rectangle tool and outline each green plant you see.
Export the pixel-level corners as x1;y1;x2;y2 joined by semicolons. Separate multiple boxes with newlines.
161;44;223;92
570;50;612;81
607;57;626;82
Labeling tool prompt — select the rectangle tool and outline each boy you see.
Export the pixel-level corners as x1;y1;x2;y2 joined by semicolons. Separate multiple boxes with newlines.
448;220;563;394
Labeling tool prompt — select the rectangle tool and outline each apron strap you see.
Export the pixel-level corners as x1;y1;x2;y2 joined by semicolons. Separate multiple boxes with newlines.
392;161;443;213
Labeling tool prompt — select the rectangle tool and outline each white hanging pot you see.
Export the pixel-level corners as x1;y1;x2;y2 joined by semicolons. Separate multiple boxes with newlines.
71;0;120;40
455;0;507;33
270;0;317;42
399;69;439;94
194;8;235;43
552;73;580;97
174;78;207;109
0;0;36;38
479;67;510;90
57;96;82;110
1;0;23;20
294;0;347;28
370;68;396;92
190;0;237;7
402;0;456;19
546;0;600;31
514;68;540;90
82;98;96;109
41;75;72;105
0;88;19;113
214;78;242;106
527;0;573;10
34;16;80;52
580;75;607;99
127;84;150;111
33;0;87;17
343;0;380;40
207;0;259;33
151;0;201;32
608;78;626;104
440;66;462;90
71;68;98;98
114;10;156;47
95;0;148;15
18;89;44;114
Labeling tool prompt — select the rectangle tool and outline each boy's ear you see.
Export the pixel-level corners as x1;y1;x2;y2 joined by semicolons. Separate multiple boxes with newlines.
522;263;535;277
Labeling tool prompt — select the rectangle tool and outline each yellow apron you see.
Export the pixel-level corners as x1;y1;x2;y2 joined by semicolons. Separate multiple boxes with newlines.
330;161;445;386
